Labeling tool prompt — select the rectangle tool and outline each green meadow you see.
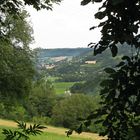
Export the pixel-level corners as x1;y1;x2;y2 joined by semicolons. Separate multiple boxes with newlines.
0;129;89;140
30;132;90;140
53;82;75;94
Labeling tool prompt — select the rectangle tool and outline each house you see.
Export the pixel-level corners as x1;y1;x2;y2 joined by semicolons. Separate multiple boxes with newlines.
45;64;55;69
85;60;96;64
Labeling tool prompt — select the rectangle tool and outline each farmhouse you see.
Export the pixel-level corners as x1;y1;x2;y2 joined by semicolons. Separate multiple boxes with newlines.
85;60;96;64
45;64;55;69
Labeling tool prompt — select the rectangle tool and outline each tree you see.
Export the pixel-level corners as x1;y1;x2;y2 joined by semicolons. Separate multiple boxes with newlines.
27;78;56;119
0;0;62;40
0;0;61;13
52;94;99;130
0;11;34;100
78;0;140;139
0;0;62;122
0;10;35;122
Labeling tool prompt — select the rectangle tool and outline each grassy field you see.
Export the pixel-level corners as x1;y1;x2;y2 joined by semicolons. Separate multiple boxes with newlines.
47;76;75;95
0;119;105;140
0;127;89;140
30;132;89;140
53;82;75;94
47;76;59;82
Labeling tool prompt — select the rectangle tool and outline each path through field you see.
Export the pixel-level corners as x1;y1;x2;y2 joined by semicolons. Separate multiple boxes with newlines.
0;119;105;140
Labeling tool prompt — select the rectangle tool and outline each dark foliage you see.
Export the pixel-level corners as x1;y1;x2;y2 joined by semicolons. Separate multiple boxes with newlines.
67;0;140;139
52;94;99;130
82;0;140;56
97;55;140;139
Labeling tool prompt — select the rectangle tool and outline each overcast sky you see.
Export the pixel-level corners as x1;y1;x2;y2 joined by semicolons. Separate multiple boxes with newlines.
27;0;101;49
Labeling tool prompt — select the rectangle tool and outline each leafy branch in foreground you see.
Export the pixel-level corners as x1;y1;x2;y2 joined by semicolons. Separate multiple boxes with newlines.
79;0;140;139
66;54;140;140
2;121;46;140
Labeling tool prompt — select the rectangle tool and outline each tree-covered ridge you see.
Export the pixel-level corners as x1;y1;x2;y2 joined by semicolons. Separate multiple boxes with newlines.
34;48;92;58
35;44;132;66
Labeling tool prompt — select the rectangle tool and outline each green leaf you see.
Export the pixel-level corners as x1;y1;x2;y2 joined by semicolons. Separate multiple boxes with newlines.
128;25;138;34
84;120;91;127
98;21;106;27
75;124;83;134
104;68;116;74
87;113;97;120
88;42;95;48
100;88;109;95
94;0;102;2
95;11;106;20
77;117;85;121
81;0;92;5
122;56;130;62
116;61;125;67
89;26;97;30
110;45;118;57
65;129;73;137
100;79;113;87
95;119;104;124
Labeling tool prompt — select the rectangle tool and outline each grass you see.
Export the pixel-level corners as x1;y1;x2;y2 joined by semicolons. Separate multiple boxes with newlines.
47;76;59;82
80;63;101;68
47;76;75;95
30;132;90;140
0;126;89;140
53;82;75;94
0;119;105;140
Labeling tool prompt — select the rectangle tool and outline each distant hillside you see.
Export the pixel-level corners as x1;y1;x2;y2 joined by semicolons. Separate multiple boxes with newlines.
34;45;132;70
34;48;92;58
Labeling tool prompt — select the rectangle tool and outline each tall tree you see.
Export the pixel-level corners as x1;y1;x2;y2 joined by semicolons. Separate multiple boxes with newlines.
0;11;34;100
26;77;56;119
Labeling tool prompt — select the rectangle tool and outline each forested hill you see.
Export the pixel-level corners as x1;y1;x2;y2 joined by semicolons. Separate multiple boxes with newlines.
35;45;132;59
34;48;92;58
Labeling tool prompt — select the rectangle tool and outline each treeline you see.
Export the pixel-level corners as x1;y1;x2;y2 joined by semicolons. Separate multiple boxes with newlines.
35;48;92;58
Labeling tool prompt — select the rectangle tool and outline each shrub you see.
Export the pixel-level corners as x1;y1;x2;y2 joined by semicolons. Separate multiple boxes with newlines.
52;94;99;130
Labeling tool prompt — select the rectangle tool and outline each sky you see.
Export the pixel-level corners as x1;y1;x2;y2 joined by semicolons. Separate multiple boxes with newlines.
27;0;101;49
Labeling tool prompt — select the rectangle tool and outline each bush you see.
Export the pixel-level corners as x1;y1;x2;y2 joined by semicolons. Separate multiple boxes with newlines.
51;94;99;130
25;78;56;119
8;106;27;121
32;116;51;125
70;83;84;94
